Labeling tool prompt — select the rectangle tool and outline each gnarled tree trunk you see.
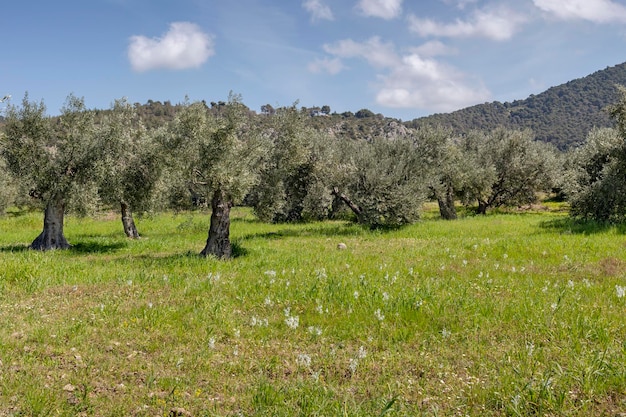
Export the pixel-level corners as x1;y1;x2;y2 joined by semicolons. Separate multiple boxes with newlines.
436;185;457;220
477;200;489;215
30;197;71;250
200;189;233;259
121;201;140;239
331;187;362;222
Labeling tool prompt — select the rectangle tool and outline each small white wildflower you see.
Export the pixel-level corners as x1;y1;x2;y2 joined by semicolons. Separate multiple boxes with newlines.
511;266;517;273
176;358;184;367
583;278;591;288
526;342;535;357
382;292;389;301
353;290;359;299
357;346;367;359
316;304;324;314
296;353;311;368
208;272;221;282
390;272;398;284
408;267;414;276
147;302;153;309
462;260;468;267
564;255;569;261
311;370;320;382
441;328;451;339
349;358;359;374
567;280;575;289
233;328;240;338
415;299;423;308
233;347;239;356
307;326;322;336
264;296;273;306
494;263;500;270
285;315;299;329
616;285;625;298
512;394;521;407
264;270;276;277
472;244;478;250
550;302;558;311
478;271;483;278
284;307;291;317
503;254;508;259
208;337;216;349
374;309;385;321
126;280;133;286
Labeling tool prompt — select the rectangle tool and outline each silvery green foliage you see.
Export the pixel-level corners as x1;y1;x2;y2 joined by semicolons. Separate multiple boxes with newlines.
337;136;430;228
1;94;102;214
97;98;162;213
168;93;262;206
251;106;336;222
0;154;17;214
459;128;557;214
566;128;626;221
563;86;626;222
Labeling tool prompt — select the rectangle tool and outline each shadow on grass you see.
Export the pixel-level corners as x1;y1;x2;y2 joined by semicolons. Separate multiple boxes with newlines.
0;240;127;253
239;222;368;242
539;217;626;235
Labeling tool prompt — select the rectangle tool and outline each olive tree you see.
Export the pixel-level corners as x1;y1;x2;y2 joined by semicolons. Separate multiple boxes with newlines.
459;128;557;214
564;86;626;221
168;94;262;258
97;98;163;238
250;105;336;222
1;94;102;249
332;136;430;228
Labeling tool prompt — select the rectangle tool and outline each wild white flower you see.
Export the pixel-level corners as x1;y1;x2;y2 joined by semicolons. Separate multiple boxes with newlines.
567;280;575;289
512;266;517;273
550;302;558;311
494;263;500;270
357;346;367;359
382;292;389;301
374;309;385;321
264;270;276;277
478;271;483;278
233;347;239;356
353;290;360;299
126;280;133;286
285;315;299;329
208;272;220;282
264;296;274;306
316;304;324;314
526;342;535;357
408;267;414;276
296;353;311;368
441;328;451;339
208;337;216;349
349;358;359;374
311;370;321;382
462;260;468;267
284;307;291;317
583;278;591;287
307;326;322;336
415;299;423;309
503;253;508;259
147;302;153;309
616;285;625;298
233;328;240;338
250;316;268;327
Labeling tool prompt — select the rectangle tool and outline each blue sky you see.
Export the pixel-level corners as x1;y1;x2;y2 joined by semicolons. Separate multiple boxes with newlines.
3;0;626;120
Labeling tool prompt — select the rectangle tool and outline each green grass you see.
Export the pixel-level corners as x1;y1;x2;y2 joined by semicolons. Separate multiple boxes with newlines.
0;206;624;416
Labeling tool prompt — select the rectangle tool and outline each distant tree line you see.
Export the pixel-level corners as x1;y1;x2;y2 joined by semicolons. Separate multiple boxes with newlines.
2;86;626;258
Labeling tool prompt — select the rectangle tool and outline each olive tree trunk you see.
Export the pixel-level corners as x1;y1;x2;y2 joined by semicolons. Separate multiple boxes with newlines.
436;185;457;220
200;189;233;259
121;201;140;239
30;197;71;250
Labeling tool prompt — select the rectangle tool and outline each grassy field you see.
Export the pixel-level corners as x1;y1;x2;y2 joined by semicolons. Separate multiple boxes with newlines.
0;205;624;416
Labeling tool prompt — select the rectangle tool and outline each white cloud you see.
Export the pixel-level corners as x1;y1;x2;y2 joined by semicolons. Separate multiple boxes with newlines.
376;53;491;111
308;57;345;74
322;36;400;68
313;37;490;112
533;0;626;23
356;0;403;19
411;40;458;57
128;22;215;72
302;0;334;21
408;7;526;41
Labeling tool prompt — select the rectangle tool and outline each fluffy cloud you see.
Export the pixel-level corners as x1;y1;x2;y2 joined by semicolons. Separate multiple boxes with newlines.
302;0;334;21
307;57;345;74
322;36;399;68
128;22;215;72
408;7;526;41
533;0;626;23
312;37;490;112
376;54;490;111
356;0;403;19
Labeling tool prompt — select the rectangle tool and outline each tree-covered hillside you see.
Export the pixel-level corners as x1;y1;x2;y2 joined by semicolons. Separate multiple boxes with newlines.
407;62;626;150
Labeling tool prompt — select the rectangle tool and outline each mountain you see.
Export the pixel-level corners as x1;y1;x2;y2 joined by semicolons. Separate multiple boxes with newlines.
406;62;626;150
